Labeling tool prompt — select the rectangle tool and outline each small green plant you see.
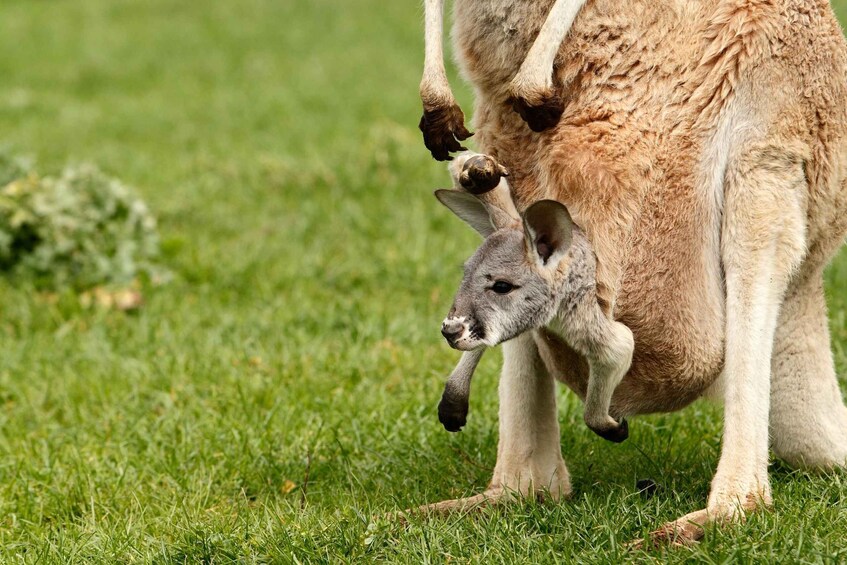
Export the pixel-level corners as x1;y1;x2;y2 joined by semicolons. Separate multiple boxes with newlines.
0;149;30;187
0;150;167;290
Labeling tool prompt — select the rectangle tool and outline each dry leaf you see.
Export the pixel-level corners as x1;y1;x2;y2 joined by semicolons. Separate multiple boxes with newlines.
113;289;143;311
80;286;143;311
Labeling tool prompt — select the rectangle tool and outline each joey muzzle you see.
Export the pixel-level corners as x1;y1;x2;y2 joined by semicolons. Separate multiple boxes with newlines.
441;318;466;346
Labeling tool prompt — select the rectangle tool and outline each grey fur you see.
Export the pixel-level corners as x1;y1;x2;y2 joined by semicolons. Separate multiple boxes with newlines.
437;155;634;441
437;349;484;432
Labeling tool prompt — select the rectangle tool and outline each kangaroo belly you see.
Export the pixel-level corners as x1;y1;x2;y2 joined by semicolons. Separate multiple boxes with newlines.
527;124;726;415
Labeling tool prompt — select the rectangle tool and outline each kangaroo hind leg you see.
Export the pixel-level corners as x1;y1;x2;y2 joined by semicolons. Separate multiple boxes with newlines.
647;142;808;546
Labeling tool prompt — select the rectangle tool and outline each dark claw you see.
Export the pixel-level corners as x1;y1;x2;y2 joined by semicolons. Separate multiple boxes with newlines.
590;417;629;443
459;155;509;195
419;103;473;161
509;93;565;133
438;390;469;432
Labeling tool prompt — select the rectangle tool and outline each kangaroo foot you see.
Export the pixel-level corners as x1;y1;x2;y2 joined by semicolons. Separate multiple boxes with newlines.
630;482;771;549
628;508;711;549
459;154;509;195
384;488;507;524
587;417;629;443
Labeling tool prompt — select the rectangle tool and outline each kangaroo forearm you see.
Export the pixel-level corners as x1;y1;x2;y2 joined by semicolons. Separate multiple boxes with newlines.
445;348;485;397
439;348;485;432
514;0;586;90
421;0;453;105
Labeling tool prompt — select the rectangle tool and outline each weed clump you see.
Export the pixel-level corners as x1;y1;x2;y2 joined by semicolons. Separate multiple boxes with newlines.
0;150;167;290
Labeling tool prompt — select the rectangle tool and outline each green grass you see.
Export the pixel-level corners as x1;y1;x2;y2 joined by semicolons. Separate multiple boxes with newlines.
0;0;846;562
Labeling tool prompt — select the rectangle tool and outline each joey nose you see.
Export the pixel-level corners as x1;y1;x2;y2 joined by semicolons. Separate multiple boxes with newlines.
441;320;464;343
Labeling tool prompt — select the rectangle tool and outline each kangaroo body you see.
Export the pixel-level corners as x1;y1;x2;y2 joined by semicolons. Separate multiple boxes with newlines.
419;0;847;544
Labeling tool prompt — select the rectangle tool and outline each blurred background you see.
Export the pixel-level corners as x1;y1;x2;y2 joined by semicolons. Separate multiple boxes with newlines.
0;0;845;560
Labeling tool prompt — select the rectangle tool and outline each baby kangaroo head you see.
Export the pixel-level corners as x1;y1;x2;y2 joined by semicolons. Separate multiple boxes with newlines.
436;190;575;350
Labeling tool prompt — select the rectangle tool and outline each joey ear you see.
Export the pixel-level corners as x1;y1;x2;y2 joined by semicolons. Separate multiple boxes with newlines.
522;200;574;267
435;189;495;237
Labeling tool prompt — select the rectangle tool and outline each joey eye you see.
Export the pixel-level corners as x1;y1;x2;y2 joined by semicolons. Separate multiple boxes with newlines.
491;280;516;294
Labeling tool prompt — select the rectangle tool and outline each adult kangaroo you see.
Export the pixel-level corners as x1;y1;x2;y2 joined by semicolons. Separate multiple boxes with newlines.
418;0;847;544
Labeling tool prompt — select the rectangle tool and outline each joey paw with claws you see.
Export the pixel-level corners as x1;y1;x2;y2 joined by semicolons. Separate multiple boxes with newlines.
438;391;469;432
459;154;509;194
588;417;629;443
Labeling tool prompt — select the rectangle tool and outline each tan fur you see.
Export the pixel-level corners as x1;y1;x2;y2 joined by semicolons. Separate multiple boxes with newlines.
420;0;847;543
454;0;847;416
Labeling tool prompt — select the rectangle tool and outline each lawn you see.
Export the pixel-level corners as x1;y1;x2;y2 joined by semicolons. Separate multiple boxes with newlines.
0;0;846;562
